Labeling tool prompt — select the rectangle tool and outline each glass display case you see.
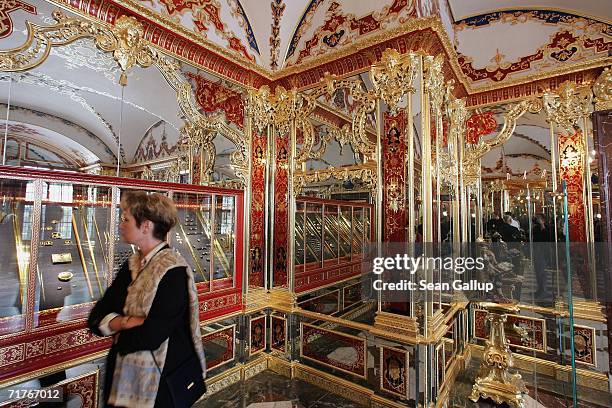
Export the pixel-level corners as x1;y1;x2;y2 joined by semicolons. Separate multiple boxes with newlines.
0;165;244;383
294;197;373;293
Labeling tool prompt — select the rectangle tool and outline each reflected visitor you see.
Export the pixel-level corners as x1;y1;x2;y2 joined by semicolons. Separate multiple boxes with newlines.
531;213;551;299
498;215;521;243
88;191;206;407
504;212;521;231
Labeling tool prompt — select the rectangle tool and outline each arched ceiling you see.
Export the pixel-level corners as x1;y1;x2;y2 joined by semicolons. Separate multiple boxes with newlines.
2;1;610;93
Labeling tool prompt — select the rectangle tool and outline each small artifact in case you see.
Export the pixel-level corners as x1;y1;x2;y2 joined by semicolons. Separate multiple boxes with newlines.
57;271;74;282
41;240;53;246
52;253;72;264
51;232;61;239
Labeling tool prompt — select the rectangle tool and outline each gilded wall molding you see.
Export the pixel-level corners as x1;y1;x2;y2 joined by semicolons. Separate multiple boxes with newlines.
293;164;377;197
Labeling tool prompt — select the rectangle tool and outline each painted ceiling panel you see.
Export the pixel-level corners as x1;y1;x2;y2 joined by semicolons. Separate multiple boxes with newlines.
453;9;611;89
136;0;260;63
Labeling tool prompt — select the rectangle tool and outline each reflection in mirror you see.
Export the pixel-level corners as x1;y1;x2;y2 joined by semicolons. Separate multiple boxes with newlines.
212;194;235;286
0;37;120;172
478;105;568;305
0;179;32;334
170;192;212;286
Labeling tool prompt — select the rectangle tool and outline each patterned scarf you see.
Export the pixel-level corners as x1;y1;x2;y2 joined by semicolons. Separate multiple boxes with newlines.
108;248;206;408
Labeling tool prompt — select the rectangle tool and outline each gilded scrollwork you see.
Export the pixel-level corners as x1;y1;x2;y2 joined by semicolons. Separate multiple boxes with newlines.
0;10;102;71
316;75;376;158
424;54;446;117
543;81;592;133
593;67;612;111
293;164;376;196
156;56;249;184
247;85;303;134
370;49;418;112
460;99;540;186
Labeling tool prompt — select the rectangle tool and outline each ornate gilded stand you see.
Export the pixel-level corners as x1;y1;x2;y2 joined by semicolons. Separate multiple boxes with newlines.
470;302;527;408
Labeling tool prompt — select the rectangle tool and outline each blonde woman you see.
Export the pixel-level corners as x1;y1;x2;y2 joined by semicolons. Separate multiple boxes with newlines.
88;191;206;407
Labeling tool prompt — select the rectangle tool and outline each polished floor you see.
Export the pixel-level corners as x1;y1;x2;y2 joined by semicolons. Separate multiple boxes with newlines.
196;371;364;408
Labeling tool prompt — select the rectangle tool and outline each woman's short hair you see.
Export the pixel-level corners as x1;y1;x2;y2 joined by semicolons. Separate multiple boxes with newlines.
120;191;179;240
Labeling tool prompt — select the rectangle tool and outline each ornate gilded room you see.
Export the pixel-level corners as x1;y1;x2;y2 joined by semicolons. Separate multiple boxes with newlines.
0;0;610;407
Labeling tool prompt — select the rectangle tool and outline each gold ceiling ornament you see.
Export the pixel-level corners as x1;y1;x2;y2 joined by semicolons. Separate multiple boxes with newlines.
95;15;156;85
0;10;102;71
592;66;612;111
246;85;303;133
370;49;418;112
293;164;376;197
543;81;592;133
424;54;446;117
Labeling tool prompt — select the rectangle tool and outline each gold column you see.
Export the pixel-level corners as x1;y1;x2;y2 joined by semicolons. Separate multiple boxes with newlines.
582;116;597;299
460;143;468;243
263;124;275;290
582;116;594;243
407;96;416;316
288;119;297;294
476;171;484;238
549;124;561;295
375;99;383;251
452;125;460;244
243;114;253;294
407;96;415;244
421;56;433;322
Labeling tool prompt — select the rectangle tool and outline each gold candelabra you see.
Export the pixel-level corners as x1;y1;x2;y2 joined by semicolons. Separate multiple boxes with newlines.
470;302;527;408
